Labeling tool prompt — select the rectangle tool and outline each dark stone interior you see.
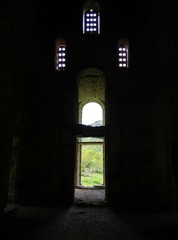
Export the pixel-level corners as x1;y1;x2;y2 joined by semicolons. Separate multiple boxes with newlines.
1;0;178;230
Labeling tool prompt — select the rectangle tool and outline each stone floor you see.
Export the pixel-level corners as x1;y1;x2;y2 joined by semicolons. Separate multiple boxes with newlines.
74;187;106;206
1;189;178;240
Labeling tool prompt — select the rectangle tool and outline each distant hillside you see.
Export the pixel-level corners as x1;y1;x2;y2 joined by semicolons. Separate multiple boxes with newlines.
90;120;102;127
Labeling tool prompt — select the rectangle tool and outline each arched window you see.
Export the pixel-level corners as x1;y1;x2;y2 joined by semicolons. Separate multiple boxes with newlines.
82;102;103;126
55;38;66;71
118;38;129;68
83;0;100;34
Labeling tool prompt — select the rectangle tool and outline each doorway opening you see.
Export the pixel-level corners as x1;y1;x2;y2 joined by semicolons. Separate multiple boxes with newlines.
74;101;106;205
74;136;106;205
76;136;105;188
74;68;106;205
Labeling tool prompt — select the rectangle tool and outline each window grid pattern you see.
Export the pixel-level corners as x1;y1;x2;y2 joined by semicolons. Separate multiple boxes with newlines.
84;9;99;33
118;44;128;68
56;45;66;71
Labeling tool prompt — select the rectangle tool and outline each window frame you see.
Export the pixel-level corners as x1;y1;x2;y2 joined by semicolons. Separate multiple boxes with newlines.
118;38;129;68
55;38;66;71
83;0;100;34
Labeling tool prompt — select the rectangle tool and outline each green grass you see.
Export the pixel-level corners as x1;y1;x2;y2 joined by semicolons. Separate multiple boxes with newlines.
81;172;103;187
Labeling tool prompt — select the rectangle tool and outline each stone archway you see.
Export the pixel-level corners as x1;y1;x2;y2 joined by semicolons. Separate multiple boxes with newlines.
74;68;106;205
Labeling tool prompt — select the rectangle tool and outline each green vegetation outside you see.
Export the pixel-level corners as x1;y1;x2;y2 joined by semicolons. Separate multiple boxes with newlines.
81;143;104;187
81;172;103;187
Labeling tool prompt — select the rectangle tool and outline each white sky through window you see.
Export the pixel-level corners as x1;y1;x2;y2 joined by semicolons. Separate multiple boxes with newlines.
82;102;102;125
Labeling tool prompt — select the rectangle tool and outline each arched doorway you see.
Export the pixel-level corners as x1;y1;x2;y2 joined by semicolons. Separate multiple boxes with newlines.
74;68;106;205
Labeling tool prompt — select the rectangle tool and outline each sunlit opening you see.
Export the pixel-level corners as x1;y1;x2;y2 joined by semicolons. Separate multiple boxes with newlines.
80;138;104;187
56;45;66;71
82;102;103;126
83;8;100;34
118;43;129;68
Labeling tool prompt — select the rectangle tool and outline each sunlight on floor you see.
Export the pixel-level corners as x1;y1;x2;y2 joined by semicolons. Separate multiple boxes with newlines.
74;188;106;206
